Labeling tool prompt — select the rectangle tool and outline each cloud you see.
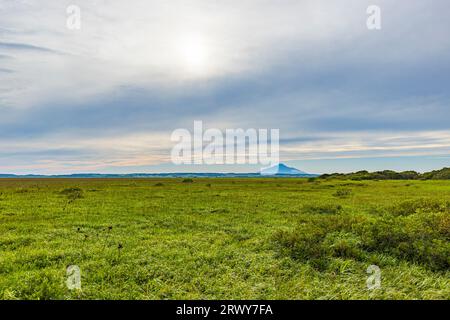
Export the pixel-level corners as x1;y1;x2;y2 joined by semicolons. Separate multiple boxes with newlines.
0;0;450;173
0;41;63;54
0;68;14;73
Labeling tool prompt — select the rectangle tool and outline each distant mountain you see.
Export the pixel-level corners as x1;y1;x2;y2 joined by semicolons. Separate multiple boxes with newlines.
260;163;308;176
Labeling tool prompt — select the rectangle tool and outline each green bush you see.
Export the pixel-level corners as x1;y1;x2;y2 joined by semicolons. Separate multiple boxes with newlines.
302;203;343;215
323;231;363;259
333;189;353;198
274;210;450;271
59;188;83;201
320;168;450;180
390;199;450;216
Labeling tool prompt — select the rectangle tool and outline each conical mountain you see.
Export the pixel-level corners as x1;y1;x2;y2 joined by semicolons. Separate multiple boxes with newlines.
260;163;307;175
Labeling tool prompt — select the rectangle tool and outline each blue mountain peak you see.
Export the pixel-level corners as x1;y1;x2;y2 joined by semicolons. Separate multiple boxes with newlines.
260;163;307;176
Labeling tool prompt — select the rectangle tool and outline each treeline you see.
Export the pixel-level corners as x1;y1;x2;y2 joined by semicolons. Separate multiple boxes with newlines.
319;167;450;181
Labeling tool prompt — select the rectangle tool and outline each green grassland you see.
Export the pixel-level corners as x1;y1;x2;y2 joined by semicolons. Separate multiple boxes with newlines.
0;178;449;300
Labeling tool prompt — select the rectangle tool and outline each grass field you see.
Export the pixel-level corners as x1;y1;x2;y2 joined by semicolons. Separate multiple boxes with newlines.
0;178;449;300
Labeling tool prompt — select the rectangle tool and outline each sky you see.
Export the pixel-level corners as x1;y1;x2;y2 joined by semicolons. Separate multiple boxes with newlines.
0;0;450;174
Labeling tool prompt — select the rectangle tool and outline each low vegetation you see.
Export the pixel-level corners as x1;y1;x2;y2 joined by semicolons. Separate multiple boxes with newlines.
0;178;449;299
320;167;450;181
274;202;449;271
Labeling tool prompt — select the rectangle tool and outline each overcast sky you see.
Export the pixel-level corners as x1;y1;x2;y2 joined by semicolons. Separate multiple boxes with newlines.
1;0;450;174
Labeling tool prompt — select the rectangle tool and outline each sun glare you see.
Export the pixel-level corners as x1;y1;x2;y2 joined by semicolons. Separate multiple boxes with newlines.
177;34;211;76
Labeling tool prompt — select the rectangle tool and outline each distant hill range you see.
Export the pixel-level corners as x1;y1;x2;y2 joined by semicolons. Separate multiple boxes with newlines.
1;166;449;180
0;163;316;178
319;167;450;180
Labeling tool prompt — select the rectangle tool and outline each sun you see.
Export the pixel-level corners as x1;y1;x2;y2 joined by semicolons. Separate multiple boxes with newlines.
176;34;211;76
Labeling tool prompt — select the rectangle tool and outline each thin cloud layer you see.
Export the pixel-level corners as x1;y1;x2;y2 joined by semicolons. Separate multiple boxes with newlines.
0;0;449;173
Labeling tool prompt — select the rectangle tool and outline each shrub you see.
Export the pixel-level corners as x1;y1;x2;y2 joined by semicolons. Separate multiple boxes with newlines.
421;167;450;180
390;199;450;216
302;203;343;215
333;189;353;198
319;170;422;180
182;179;194;183
273;214;365;268
274;211;450;271
273;224;327;262
59;188;83;202
323;231;363;259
